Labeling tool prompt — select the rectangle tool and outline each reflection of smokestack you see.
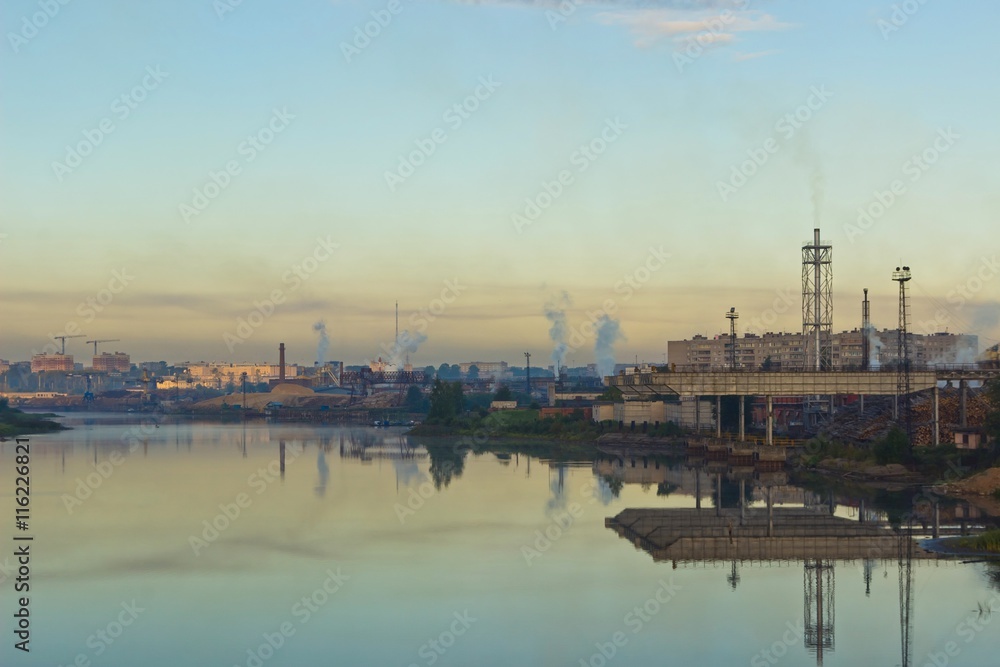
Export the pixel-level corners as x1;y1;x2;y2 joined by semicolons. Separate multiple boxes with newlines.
279;343;286;381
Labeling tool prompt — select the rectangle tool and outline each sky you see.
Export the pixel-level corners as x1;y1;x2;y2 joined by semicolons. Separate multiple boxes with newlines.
1;0;998;368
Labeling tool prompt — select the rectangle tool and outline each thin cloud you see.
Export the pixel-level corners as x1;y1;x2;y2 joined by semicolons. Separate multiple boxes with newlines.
597;9;793;49
733;49;782;62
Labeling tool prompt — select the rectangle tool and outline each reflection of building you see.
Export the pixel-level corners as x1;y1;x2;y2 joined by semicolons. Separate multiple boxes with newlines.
92;352;130;372
31;353;74;373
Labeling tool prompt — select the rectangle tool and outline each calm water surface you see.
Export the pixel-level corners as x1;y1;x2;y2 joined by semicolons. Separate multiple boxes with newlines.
2;414;999;666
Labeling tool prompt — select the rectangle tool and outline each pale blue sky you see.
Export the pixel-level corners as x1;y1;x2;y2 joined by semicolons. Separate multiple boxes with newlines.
1;0;997;365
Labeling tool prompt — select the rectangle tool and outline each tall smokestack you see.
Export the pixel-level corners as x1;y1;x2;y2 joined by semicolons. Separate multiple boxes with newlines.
279;343;286;381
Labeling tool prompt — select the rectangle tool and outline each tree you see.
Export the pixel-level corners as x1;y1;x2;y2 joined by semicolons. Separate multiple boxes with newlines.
494;385;513;402
598;386;624;403
467;364;480;381
405;385;427;413
874;426;909;465
428;380;464;423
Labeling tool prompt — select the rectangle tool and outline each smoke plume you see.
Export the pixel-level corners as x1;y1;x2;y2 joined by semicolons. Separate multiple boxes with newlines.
389;329;427;367
313;320;329;365
544;292;572;378
595;315;625;377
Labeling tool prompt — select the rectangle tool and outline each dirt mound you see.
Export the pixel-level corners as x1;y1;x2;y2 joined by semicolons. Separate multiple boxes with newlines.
949;467;1000;495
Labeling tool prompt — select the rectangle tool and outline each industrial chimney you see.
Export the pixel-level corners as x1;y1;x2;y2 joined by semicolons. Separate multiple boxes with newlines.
279;343;286;381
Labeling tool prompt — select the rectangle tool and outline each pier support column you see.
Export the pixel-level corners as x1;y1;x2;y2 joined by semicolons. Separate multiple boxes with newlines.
738;398;745;442
716;395;722;438
740;479;745;524
695;396;700;434
859;394;864;414
933;386;940;446
933;501;940;540
893;395;898;420
859;499;865;523
766;395;773;446
695;469;701;510
766;486;773;538
960;380;968;428
716;473;722;517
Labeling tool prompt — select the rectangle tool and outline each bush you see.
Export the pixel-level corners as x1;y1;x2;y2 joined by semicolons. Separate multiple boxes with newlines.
874;427;909;465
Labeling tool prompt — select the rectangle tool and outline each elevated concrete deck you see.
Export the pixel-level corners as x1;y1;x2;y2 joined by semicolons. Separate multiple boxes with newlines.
609;370;940;397
607;508;935;561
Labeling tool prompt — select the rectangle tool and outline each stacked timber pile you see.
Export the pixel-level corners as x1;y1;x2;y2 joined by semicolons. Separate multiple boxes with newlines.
355;392;401;409
821;389;991;446
939;467;1000;496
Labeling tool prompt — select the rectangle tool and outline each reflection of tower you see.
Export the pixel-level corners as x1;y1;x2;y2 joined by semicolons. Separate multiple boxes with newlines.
804;560;835;665
727;561;741;590
898;520;914;667
893;266;913;443
863;559;874;597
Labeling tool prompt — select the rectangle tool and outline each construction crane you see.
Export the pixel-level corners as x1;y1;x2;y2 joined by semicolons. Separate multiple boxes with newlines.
85;338;120;355
53;334;86;354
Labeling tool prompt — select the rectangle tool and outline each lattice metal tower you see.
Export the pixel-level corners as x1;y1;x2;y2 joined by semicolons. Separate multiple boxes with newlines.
802;229;833;371
804;559;835;665
893;266;913;442
725;307;739;370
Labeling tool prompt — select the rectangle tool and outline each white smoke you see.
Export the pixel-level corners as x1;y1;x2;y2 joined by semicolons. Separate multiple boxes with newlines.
866;328;882;370
545;291;572;378
389;329;427;367
595;315;625;378
313;320;330;365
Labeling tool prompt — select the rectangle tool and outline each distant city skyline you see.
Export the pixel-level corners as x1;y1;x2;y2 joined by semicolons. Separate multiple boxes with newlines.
2;0;998;365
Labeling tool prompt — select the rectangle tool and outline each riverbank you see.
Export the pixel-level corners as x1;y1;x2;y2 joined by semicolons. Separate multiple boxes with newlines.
0;402;67;437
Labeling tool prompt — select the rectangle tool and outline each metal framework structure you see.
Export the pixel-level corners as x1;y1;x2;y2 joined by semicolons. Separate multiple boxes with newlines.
524;352;531;394
802;228;833;371
804;560;835;665
893;266;913;440
725;307;739;371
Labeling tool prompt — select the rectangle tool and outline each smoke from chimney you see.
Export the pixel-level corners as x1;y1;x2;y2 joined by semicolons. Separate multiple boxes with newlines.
544;292;571;379
313;321;329;366
595;316;624;378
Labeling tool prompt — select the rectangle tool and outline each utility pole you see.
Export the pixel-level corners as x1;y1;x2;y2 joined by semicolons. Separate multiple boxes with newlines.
524;352;531;396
